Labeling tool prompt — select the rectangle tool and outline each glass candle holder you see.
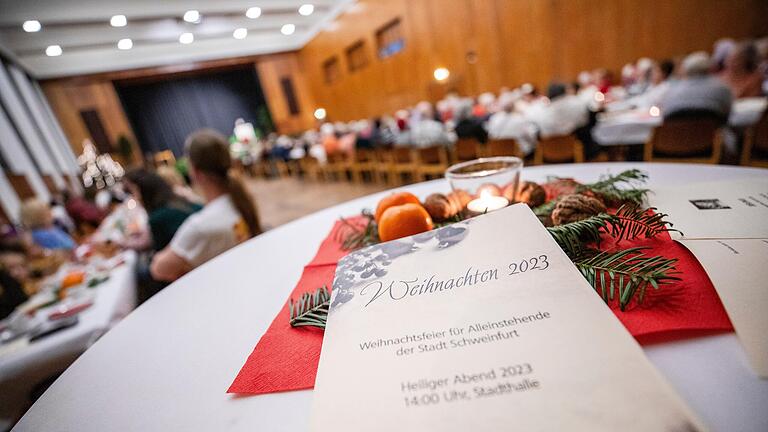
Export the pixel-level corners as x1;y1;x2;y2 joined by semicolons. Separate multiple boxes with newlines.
444;157;523;215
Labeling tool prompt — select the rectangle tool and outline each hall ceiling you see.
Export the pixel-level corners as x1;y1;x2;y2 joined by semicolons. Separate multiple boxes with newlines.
0;0;354;78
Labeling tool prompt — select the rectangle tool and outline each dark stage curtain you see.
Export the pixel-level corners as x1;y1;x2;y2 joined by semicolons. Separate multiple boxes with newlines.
116;67;273;156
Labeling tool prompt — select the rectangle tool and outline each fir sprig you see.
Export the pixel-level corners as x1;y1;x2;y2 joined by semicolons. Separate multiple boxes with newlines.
576;169;650;205
337;210;379;251
571;248;680;310
610;205;680;241
546;213;616;255
532;199;557;217
289;286;330;328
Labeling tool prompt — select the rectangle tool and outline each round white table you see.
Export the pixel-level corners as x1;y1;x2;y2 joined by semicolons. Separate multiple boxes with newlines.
1;251;137;430
12;163;768;432
592;97;767;146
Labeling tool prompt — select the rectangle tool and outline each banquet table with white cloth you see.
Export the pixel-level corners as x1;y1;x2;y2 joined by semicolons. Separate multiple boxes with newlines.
592;97;767;146
0;250;137;430
12;164;768;432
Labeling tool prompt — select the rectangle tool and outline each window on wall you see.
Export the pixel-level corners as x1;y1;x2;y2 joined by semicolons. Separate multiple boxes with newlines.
323;56;341;84
376;18;404;59
345;40;368;72
280;77;300;116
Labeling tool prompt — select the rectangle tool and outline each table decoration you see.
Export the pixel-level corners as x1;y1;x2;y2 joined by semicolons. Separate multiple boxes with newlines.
309;204;705;431
228;169;733;396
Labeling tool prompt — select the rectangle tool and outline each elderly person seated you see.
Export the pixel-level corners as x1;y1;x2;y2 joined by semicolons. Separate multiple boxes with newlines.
719;42;764;98
20;198;76;251
660;51;733;123
400;101;453;148
527;82;589;138
454;98;488;143
485;99;538;156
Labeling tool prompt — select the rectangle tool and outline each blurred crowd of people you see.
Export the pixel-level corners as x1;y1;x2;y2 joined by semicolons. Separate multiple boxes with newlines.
230;36;766;166
1;130;262;316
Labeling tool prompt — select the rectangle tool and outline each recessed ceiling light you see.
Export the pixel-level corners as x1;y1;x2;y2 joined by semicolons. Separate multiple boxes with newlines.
179;32;194;44
246;7;261;19
281;24;295;35
23;20;41;32
183;10;201;23
117;38;133;50
233;28;248;39
110;15;127;27
46;45;62;57
298;4;314;16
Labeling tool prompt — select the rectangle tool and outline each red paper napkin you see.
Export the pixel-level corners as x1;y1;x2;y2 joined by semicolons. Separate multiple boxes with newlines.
228;218;733;395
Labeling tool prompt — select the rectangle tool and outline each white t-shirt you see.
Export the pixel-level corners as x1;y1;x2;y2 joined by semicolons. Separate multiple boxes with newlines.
170;195;248;267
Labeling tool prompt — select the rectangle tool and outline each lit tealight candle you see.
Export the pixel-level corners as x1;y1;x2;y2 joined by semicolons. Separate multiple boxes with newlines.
466;190;509;214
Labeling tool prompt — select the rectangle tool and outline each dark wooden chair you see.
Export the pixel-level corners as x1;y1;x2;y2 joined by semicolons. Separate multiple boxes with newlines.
373;148;396;185
740;108;768;168
349;149;376;183
534;135;584;164
485;138;524;158
643;117;723;164
415;145;450;181
390;146;418;185
324;152;352;181
453;138;483;163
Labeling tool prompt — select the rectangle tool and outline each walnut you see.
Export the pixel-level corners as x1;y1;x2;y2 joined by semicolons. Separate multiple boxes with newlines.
551;194;606;225
423;193;458;222
515;181;547;207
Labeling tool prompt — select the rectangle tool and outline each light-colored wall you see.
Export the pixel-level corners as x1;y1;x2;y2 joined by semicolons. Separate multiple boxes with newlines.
299;0;768;121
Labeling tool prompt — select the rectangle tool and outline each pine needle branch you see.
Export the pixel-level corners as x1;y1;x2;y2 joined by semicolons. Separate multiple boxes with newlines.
576;169;650;205
532;199;557;217
546;213;617;256
337;210;379;251
289;286;330;328
571;248;680;311
610;205;679;242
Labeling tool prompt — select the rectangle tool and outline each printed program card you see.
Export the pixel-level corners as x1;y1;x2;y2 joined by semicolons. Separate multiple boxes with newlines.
649;178;768;240
679;238;768;378
310;204;705;431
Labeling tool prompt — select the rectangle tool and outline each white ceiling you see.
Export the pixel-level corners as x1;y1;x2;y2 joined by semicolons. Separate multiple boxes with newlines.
0;0;355;79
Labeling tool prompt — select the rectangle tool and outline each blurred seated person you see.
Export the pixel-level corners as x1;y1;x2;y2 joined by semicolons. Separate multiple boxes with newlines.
661;51;733;123
20;198;76;251
473;92;497;119
711;38;737;74
485;99;538;155
320;122;340;155
49;194;75;234
151;130;262;282
0;268;28;320
354;120;375;150
64;189;106;233
271;135;293;161
402;101;453;148
454;98;488;143
337;122;357;155
528;82;589;138
608;60;674;111
157;165;203;205
125;169;201;252
719;42;764;98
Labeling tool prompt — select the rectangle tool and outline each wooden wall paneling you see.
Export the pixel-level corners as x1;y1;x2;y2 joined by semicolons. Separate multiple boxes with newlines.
7;175;36;200
255;52;316;135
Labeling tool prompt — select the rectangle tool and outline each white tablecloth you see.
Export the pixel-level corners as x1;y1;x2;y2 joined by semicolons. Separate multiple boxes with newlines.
0;250;136;429
12;164;768;432
593;97;767;146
